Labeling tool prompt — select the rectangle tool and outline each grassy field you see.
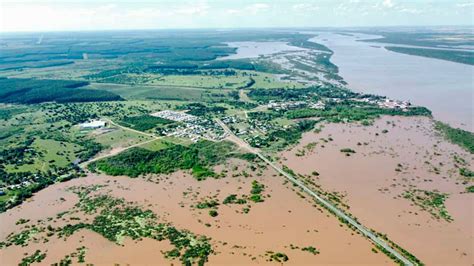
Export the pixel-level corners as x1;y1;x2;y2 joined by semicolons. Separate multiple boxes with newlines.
248;71;305;89
6;138;81;173
93;128;153;149
0;59;126;80
148;74;250;89
88;83;229;102
139;139;172;151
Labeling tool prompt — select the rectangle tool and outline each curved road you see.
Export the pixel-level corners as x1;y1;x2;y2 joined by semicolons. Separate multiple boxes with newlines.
215;118;416;266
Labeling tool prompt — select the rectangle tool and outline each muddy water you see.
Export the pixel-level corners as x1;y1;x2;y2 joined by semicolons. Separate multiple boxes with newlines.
0;160;392;265
310;32;474;131
280;116;474;265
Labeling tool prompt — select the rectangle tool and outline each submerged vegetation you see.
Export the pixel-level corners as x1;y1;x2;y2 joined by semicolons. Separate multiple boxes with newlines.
1;185;214;265
434;122;474;153
0;28;469;265
19;250;47;266
403;189;452;222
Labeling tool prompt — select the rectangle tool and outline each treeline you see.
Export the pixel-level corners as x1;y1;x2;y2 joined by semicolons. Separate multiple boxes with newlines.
435;122;474;153
0;78;123;104
90;141;237;179
286;104;431;123
87;60;256;82
270;120;317;147
385;46;474;66
119;115;173;131
177;103;227;117
0;167;84;212
248;86;363;102
0;138;36;165
248;120;317;149
0;60;74;71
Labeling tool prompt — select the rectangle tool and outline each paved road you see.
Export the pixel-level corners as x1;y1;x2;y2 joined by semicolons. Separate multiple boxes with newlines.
215;118;415;266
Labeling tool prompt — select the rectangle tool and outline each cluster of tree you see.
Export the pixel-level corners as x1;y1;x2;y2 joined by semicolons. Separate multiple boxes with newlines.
178;103;227;117
248;120;317;149
90;140;236;178
435;122;474;153
248;111;280;121
0;167;84;213
0;138;36;165
199;60;255;70
270;120;317;146
249;86;384;103
1;60;74;71
58;186;213;265
286;103;431;123
42;102;147;125
385;46;474;66
119;115;173;131
0;78;123;104
361;31;473;49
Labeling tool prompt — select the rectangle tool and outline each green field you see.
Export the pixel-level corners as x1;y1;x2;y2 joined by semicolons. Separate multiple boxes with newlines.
139;139;172;151
6;138;81;173
88;83;229;102
93;128;153;149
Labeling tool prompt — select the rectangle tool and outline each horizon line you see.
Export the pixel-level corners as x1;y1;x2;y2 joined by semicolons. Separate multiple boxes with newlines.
1;24;473;35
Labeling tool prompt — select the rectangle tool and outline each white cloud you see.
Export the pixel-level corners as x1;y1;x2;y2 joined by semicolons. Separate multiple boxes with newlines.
0;4;123;31
246;3;270;14
174;3;210;16
292;3;319;12
382;0;395;8
398;8;422;14
456;2;474;8
225;9;240;15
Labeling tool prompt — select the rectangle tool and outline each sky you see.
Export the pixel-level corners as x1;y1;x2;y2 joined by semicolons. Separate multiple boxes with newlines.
1;0;473;32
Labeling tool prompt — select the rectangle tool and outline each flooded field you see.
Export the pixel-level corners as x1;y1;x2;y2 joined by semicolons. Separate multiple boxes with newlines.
219;42;307;60
0;160;391;265
280;116;474;265
310;32;474;131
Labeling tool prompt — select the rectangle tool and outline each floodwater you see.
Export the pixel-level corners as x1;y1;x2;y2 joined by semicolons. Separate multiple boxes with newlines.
218;41;307;60
280;116;474;265
0;160;391;265
310;32;474;131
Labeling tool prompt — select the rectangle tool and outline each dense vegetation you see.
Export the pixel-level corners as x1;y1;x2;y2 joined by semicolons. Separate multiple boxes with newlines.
385;46;474;66
90;141;236;179
248;86;361;102
434;122;474;153
287;104;431;123
360;31;474;49
119;115;173;131
1;185;214;265
19;250;47;266
0;78;122;104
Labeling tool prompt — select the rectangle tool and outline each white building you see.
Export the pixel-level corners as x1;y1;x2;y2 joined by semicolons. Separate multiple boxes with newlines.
79;120;106;129
151;110;197;122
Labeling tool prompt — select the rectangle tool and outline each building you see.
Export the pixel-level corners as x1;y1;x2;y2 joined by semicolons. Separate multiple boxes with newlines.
79;120;106;129
151;110;197;122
